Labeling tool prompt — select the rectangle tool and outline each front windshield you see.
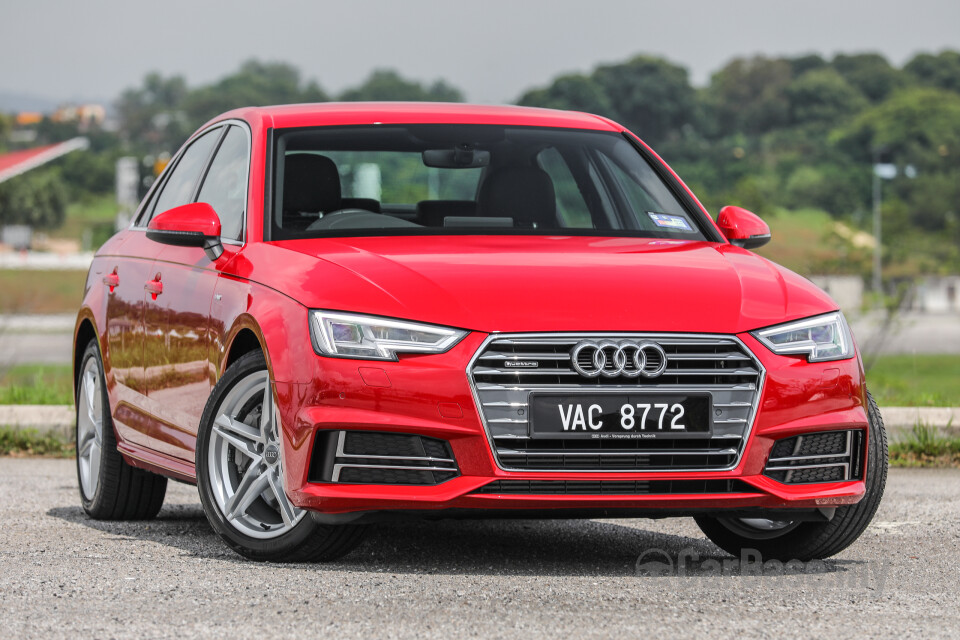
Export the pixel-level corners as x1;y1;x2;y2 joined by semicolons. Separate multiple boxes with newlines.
270;125;711;241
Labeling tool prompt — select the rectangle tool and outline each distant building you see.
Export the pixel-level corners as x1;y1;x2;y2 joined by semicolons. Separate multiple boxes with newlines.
809;275;864;312
912;276;960;313
15;112;43;126
51;103;106;130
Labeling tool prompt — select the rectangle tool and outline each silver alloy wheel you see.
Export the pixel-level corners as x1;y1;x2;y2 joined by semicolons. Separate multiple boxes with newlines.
207;370;306;539
76;356;104;499
719;517;801;540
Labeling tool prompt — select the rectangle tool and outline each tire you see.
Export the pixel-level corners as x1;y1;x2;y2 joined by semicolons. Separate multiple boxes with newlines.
695;391;888;561
195;350;366;562
76;339;167;519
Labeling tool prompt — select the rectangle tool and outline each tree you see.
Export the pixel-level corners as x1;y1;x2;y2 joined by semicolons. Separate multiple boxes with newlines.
115;72;190;152
831;53;908;102
788;53;828;77
339;70;464;102
117;61;331;153
0;113;10;148
58;150;116;197
184;60;328;128
905;50;960;93
0;170;68;229
786;68;868;126
517;73;615;117
835;87;960;162
592;55;697;145
707;56;793;135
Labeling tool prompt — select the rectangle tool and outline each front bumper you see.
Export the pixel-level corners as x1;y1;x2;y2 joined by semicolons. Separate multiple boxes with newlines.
276;331;869;518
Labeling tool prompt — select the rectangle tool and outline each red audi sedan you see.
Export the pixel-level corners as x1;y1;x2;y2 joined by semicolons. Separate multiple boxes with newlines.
73;103;886;562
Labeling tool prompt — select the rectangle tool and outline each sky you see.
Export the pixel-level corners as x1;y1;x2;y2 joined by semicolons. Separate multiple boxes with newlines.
2;0;959;107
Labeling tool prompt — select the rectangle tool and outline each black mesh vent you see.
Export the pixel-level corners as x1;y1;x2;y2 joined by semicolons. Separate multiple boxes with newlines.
764;429;864;484
766;466;845;484
769;431;848;459
341;432;427;458
309;430;459;486
473;479;758;495
338;467;458;485
770;438;797;459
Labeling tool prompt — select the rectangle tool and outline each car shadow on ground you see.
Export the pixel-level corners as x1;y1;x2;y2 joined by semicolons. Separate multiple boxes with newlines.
46;503;865;579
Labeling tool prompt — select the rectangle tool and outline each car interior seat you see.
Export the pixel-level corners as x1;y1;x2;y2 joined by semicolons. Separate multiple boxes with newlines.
282;154;343;229
477;165;557;228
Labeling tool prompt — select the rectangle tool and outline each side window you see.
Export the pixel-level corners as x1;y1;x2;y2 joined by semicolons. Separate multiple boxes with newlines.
197;126;249;241
536;147;593;228
147;128;221;223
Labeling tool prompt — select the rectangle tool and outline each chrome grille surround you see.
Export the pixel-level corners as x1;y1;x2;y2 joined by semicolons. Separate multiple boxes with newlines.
466;333;766;473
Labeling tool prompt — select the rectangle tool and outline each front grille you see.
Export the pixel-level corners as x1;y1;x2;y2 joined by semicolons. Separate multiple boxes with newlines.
309;430;459;485
764;429;864;484
468;334;764;472
472;479;759;495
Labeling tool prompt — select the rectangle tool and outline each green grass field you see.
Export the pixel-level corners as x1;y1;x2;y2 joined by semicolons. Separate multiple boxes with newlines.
0;364;73;405
51;194;119;246
755;208;869;277
0;269;87;315
866;354;960;407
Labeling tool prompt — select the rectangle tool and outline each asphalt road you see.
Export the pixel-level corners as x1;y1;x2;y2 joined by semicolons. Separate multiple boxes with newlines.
1;460;958;639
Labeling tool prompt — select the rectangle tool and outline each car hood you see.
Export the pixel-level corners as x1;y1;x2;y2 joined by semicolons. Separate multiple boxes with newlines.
236;236;837;334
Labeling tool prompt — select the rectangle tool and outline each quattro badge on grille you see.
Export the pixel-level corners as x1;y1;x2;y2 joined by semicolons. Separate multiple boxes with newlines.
504;360;539;368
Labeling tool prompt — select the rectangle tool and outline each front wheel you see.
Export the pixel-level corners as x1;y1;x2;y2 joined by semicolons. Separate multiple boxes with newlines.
195;350;366;562
695;392;888;561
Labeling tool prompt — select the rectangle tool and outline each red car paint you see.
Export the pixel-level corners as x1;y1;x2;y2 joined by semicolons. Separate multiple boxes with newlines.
74;103;868;516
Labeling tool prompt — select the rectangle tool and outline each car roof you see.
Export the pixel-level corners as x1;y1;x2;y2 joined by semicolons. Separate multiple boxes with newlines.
213;102;623;132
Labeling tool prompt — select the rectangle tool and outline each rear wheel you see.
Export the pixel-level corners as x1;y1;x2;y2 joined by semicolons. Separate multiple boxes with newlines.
76;339;167;519
195;350;366;562
695;392;888;561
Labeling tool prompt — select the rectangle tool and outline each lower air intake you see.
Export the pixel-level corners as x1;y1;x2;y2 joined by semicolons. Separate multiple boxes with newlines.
309;431;459;485
764;429;864;484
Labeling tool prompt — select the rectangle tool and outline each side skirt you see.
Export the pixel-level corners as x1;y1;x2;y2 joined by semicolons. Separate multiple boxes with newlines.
117;440;197;484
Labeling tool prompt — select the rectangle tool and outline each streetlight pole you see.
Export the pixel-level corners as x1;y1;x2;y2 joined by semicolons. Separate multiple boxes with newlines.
872;148;883;298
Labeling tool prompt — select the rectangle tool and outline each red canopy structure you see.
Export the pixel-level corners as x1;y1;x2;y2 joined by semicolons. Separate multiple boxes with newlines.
0;137;89;184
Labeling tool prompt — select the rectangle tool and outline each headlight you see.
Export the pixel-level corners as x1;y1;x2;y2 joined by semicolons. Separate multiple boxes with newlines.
309;311;466;361
751;312;854;362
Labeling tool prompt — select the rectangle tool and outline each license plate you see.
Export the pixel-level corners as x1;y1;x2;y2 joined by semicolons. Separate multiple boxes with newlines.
529;393;712;439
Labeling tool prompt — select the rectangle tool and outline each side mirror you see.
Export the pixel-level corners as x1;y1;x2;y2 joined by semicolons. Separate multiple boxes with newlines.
146;202;224;260
717;205;771;250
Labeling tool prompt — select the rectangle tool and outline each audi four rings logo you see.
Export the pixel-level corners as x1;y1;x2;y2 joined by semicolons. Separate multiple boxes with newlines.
571;340;668;378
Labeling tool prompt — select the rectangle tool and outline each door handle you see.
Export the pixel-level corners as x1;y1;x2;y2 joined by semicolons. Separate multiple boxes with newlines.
145;274;163;300
103;269;119;293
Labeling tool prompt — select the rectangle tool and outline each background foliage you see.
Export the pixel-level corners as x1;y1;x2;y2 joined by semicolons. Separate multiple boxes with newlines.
2;51;959;274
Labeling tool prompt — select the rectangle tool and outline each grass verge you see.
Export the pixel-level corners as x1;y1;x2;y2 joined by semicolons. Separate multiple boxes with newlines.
50;194;118;246
0;269;87;315
889;422;960;468
0;427;75;457
0;364;73;405
867;354;960;407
